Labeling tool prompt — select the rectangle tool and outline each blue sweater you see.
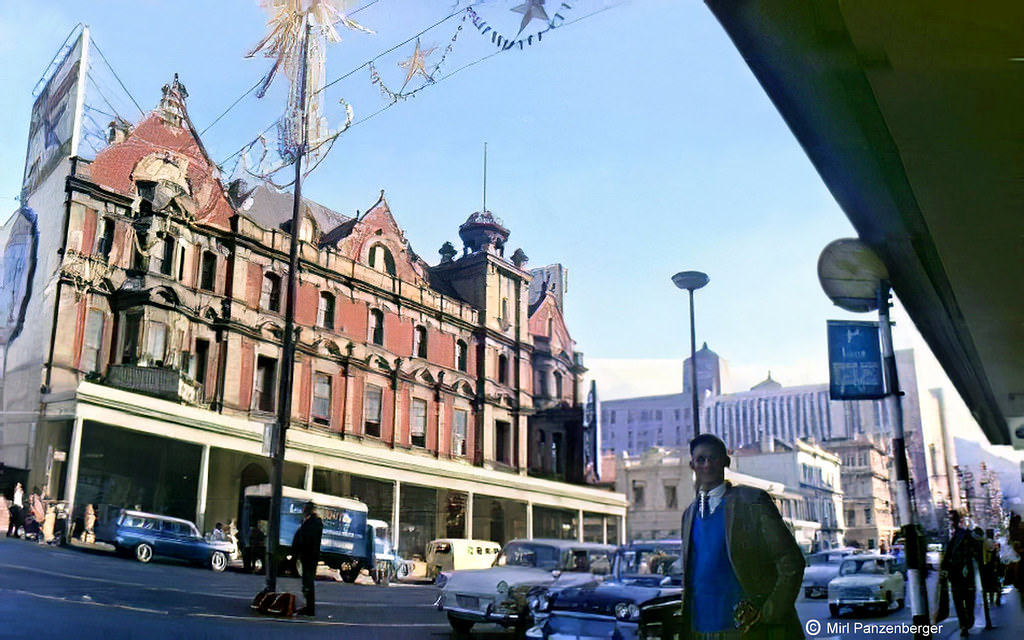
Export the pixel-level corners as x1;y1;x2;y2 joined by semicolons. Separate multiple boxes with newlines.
687;505;745;632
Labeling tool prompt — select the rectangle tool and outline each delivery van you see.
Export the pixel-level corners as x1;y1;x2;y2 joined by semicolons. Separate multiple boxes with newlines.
426;537;501;579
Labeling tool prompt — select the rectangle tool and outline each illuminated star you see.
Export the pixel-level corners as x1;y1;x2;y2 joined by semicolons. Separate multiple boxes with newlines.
511;0;549;36
398;38;437;91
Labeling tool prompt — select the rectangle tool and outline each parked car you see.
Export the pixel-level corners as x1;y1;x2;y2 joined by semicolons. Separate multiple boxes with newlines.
828;553;905;616
926;543;943;570
525;540;682;640
435;538;616;636
102;509;235;571
802;547;860;598
426;538;501;581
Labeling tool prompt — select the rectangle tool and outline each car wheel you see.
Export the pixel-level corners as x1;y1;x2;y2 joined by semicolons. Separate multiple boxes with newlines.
210;551;228;572
447;613;474;635
341;567;360;583
829;604;839;618
135;543;153;564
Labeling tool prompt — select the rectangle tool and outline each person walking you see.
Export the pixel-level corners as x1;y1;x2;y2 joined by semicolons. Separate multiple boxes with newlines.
940;511;980;638
980;528;1001;610
6;482;23;538
679;434;805;639
291;501;323;617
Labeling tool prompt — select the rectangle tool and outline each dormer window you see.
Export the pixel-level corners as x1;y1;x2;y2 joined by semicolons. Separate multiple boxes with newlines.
299;216;315;243
369;243;396;276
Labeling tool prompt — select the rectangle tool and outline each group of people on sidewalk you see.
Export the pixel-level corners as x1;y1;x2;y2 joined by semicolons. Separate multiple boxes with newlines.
938;508;1024;637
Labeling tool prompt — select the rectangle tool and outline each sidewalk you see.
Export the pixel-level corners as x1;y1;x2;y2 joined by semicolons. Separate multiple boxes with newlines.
938;586;1024;639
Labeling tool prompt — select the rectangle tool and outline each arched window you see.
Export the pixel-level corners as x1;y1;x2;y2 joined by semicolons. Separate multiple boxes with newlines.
317;292;335;330
298;216;315;243
261;272;281;312
369;309;384;345
553;371;563;399
413;325;428;358
498;353;509;385
455;339;468;372
368;243;396;275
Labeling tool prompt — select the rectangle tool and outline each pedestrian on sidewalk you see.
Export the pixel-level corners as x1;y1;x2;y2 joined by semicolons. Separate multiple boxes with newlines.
291;501;323;617
941;511;980;638
981;528;1001;609
6;482;23;538
1009;513;1024;606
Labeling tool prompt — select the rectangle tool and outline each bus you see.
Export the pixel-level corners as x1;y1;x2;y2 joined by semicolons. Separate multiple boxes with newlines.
241;484;371;582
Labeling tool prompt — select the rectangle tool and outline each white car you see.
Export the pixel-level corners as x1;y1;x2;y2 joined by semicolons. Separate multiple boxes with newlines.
436;538;616;635
828;554;906;617
801;548;859;598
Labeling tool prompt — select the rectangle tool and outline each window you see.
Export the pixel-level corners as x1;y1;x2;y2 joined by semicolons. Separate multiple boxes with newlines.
369;309;384;345
413;325;427;358
553;372;563;399
298;217;314;243
261;272;282;312
452;409;468;456
177;245;186;281
255;356;277;412
632;481;645;508
664;484;678;509
160;238;175;275
411;398;427;448
199;251;217;291
96;218;114;260
121;311;142;365
552;432;563;474
317;292;335;330
146;323;167;365
497;354;509;384
547;317;553;336
81;310;105;372
864;508;872;525
368;243;396;275
455;339;468;372
364;385;382;437
495;420;510;464
312;372;331;425
846;509;855;526
193;339;210;384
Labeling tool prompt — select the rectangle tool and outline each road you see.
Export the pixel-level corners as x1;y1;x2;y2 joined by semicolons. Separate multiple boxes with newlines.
2;538;966;639
0;536;518;640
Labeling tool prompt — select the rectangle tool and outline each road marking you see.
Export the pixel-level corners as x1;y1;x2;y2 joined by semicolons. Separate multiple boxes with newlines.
190;613;451;627
1;588;168;615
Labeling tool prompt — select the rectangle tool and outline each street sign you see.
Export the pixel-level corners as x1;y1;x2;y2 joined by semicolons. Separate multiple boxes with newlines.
827;320;885;400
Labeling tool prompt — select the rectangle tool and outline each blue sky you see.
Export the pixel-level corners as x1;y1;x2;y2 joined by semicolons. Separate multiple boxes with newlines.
0;1;999;447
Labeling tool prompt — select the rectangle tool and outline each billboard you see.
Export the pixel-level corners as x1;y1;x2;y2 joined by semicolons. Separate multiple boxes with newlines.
827;320;885;400
22;28;88;197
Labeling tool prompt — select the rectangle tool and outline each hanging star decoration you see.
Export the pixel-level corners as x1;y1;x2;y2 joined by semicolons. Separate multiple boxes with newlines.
398;37;438;91
511;0;549;36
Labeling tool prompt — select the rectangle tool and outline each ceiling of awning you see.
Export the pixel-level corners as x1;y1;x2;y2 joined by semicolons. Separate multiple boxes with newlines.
705;0;1024;447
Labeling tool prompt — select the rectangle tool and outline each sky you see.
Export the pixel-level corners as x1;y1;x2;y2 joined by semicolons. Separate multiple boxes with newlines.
0;0;1011;454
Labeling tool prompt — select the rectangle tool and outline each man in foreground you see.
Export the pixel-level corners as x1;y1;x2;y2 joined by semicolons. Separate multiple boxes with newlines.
291;501;323;617
679;433;805;639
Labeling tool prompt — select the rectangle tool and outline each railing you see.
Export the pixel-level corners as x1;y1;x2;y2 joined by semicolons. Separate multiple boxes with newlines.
105;364;205;406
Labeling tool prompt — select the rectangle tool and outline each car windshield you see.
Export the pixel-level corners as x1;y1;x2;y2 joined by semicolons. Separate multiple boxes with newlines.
618;547;681;577
496;543;561;570
839;558;887;576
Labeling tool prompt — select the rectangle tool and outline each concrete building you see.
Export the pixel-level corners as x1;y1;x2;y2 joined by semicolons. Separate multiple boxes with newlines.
615;447;810;546
731;438;846;550
828;434;898;549
0;43;626;556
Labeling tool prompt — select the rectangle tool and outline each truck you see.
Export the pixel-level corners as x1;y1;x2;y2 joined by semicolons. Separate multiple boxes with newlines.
241;484;371;582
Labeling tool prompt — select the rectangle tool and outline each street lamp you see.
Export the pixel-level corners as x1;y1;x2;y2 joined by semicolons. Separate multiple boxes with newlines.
672;271;709;437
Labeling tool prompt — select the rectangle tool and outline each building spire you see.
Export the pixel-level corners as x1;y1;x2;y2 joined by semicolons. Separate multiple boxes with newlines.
157;73;189;127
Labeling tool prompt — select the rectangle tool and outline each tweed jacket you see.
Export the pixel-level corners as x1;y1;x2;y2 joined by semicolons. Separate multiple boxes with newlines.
679;482;805;640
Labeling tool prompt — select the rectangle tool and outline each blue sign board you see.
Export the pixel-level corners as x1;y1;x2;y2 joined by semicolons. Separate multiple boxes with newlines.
827;320;885;400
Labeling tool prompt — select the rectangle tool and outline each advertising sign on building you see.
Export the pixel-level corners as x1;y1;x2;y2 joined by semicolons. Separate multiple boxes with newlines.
22;28;88;197
826;320;885;400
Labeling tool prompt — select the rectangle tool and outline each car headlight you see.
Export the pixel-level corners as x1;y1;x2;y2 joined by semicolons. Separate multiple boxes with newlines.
614;602;640;621
496;580;510;595
528;593;552;612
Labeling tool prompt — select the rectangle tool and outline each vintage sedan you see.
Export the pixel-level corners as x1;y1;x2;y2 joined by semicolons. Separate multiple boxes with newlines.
102;509;235;572
828;554;905;616
436;538;616;636
802;547;860;598
525;540;682;640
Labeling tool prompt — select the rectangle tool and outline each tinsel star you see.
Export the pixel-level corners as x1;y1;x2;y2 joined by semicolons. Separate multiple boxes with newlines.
511;0;549;36
398;37;438;91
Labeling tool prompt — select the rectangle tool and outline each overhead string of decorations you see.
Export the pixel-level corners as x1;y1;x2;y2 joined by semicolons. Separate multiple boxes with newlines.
223;1;579;187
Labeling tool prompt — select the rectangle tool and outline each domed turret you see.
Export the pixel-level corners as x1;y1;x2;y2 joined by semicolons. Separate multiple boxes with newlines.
459;210;509;256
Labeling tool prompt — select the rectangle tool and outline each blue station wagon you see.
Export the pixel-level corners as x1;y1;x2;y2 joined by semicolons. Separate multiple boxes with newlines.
105;510;235;572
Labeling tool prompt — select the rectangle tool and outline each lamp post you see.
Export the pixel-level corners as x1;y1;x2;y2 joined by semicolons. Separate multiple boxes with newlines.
672;271;709;437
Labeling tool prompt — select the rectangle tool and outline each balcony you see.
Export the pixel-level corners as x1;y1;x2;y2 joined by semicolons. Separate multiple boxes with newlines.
104;364;205;406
